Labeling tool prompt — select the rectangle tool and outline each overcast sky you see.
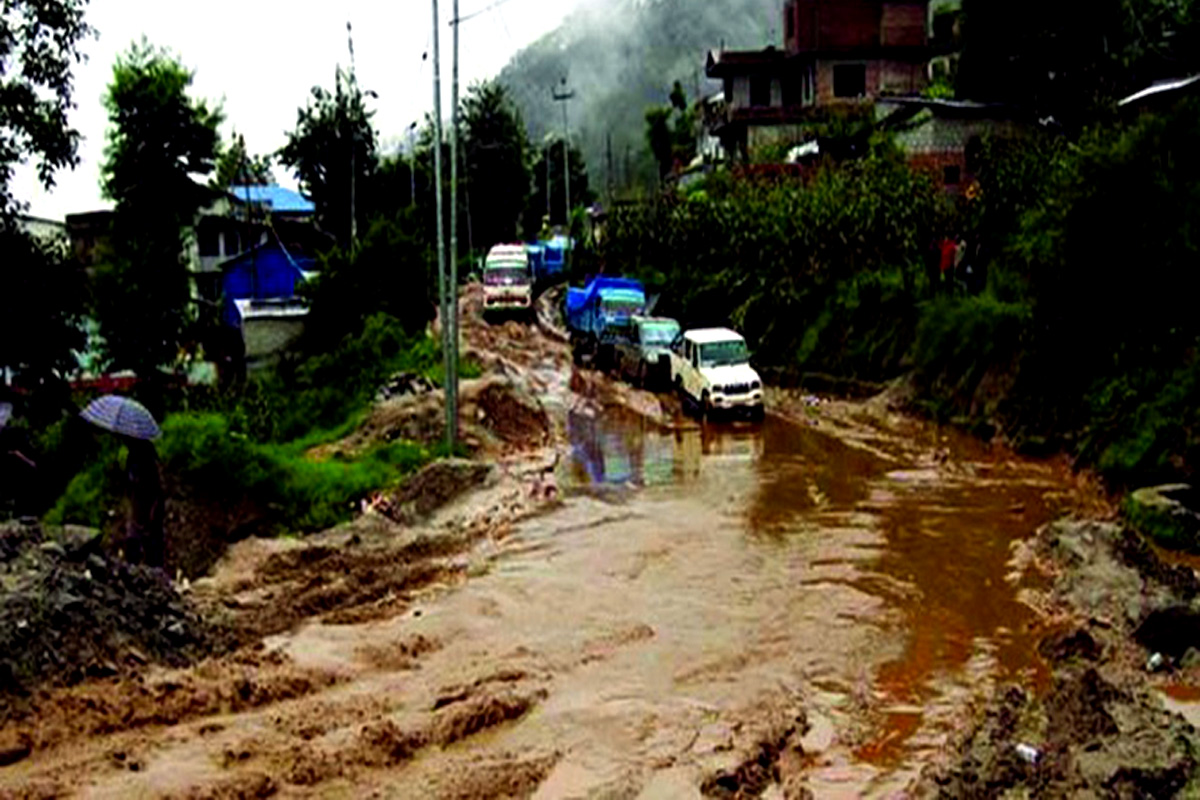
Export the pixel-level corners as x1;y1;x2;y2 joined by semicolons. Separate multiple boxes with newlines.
14;0;580;221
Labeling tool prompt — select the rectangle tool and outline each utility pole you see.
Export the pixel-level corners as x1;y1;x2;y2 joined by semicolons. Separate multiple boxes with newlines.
552;79;575;231
606;130;614;202
408;121;417;208
430;0;455;448
347;22;357;247
448;0;460;434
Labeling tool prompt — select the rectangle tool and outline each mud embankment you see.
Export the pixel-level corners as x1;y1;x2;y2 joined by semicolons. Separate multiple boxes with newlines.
915;520;1200;797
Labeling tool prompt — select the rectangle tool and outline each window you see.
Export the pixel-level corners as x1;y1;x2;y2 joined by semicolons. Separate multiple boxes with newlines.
782;77;801;107
833;64;867;98
944;165;961;185
198;227;220;257
750;76;771;107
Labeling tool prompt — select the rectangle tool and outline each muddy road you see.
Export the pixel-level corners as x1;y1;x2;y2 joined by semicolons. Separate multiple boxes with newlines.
0;290;1133;798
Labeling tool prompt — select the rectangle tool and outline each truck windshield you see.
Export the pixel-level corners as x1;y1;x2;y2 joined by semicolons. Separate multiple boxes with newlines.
484;267;529;285
699;339;749;367
640;323;679;346
601;298;643;316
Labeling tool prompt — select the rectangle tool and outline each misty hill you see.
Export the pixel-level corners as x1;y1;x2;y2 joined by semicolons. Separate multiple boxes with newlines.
497;0;780;192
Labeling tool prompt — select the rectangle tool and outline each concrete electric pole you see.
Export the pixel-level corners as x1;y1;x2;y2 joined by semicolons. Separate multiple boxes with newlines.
430;0;456;447
552;79;575;230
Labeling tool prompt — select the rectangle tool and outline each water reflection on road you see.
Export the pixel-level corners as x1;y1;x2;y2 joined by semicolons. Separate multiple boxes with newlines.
563;404;1065;786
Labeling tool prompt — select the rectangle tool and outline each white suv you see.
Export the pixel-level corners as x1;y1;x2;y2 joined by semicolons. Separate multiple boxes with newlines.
670;328;764;420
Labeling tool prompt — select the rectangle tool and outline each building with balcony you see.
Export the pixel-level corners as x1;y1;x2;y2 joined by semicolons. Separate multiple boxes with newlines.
705;0;931;160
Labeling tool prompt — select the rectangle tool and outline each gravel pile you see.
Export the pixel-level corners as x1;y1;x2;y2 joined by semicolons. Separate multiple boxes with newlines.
0;521;218;714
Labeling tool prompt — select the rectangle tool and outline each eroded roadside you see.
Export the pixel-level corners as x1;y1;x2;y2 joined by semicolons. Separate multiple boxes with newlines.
2;286;1199;798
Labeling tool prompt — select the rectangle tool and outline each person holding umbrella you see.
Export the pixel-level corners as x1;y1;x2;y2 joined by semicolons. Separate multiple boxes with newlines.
79;395;165;569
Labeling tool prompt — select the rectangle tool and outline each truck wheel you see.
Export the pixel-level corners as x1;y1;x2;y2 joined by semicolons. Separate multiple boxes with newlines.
751;405;765;423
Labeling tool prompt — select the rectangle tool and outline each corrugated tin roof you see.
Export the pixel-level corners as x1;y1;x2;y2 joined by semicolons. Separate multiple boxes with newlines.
231;185;315;214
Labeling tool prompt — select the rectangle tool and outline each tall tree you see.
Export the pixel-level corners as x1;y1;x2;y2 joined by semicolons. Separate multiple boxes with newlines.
0;0;94;224
957;0;1200;123
278;66;378;246
0;229;86;388
0;0;92;389
211;133;274;189
645;81;697;179
93;40;222;381
460;81;531;253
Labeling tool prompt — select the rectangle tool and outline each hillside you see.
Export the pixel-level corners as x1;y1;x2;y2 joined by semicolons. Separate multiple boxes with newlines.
497;0;780;192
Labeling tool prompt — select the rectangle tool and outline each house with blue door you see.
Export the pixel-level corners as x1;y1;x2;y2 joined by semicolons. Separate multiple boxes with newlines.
219;236;316;365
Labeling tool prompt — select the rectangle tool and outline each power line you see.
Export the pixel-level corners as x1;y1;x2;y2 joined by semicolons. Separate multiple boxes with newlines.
454;0;519;25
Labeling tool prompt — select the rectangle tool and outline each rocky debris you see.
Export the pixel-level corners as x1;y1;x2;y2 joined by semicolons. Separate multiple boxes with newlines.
367;458;493;525
914;669;1198;798
1125;483;1200;552
374;371;436;404
0;521;217;718
913;518;1200;797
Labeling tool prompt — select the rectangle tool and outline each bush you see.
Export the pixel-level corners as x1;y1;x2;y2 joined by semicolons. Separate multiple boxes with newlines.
48;411;432;534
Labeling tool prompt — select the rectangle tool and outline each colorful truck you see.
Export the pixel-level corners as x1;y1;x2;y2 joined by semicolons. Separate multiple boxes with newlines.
565;276;647;368
482;243;533;318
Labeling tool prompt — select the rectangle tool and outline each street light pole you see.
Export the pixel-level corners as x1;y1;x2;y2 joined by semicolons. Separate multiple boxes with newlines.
430;0;454;449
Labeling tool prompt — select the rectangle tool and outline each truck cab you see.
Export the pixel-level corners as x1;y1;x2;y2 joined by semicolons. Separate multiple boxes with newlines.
670;328;764;420
565;277;647;368
614;316;681;389
482;243;533;318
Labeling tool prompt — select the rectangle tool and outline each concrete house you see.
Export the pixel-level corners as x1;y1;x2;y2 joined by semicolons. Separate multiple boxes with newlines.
705;0;931;159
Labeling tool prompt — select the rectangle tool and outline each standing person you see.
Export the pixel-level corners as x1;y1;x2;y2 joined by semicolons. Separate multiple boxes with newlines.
78;395;165;570
123;436;165;568
938;235;958;294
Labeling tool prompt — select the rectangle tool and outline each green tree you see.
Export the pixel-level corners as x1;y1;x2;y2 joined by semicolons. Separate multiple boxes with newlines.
278;66;378;246
0;0;94;224
0;0;92;389
524;137;592;238
0;229;86;387
211;132;274;189
461;81;531;252
645;81;697;179
299;213;435;351
957;0;1200;123
93;40;223;382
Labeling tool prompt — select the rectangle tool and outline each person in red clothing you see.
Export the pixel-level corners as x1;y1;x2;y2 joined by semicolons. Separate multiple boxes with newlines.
938;236;958;293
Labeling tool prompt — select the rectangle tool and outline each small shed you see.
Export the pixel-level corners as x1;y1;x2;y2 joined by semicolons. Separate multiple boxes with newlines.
219;240;316;365
220;241;315;327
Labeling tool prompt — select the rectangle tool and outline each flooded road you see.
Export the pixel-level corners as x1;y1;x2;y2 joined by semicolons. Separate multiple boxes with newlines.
554;404;1071;793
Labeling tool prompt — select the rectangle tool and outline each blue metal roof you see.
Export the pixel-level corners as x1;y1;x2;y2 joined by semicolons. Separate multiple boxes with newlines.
231;185;314;214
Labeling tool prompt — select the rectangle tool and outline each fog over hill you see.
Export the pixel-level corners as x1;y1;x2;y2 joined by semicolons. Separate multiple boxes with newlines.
497;0;780;192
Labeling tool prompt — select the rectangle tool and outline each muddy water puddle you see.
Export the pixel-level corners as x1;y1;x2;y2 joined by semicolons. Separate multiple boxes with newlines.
561;406;1070;791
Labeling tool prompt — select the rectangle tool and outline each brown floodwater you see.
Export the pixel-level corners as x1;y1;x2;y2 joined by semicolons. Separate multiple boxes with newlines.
562;405;1070;790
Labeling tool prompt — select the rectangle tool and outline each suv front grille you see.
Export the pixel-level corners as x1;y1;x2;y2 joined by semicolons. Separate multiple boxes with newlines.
721;383;752;395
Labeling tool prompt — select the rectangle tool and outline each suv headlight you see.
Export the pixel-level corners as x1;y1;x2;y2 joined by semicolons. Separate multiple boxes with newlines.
751;381;761;390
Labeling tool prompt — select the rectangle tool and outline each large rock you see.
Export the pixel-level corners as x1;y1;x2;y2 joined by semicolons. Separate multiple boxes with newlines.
1124;483;1200;552
382;459;493;525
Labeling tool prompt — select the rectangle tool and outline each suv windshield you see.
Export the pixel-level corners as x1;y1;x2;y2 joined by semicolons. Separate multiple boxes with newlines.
484;266;529;285
699;339;749;367
640;322;679;346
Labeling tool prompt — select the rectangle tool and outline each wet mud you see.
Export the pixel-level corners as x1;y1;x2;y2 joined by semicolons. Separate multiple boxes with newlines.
1;284;1173;798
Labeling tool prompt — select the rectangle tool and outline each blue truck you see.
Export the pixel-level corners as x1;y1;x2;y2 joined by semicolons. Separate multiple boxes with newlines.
565;276;647;368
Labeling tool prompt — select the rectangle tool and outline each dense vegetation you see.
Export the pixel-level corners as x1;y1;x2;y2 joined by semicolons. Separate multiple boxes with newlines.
603;92;1200;487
